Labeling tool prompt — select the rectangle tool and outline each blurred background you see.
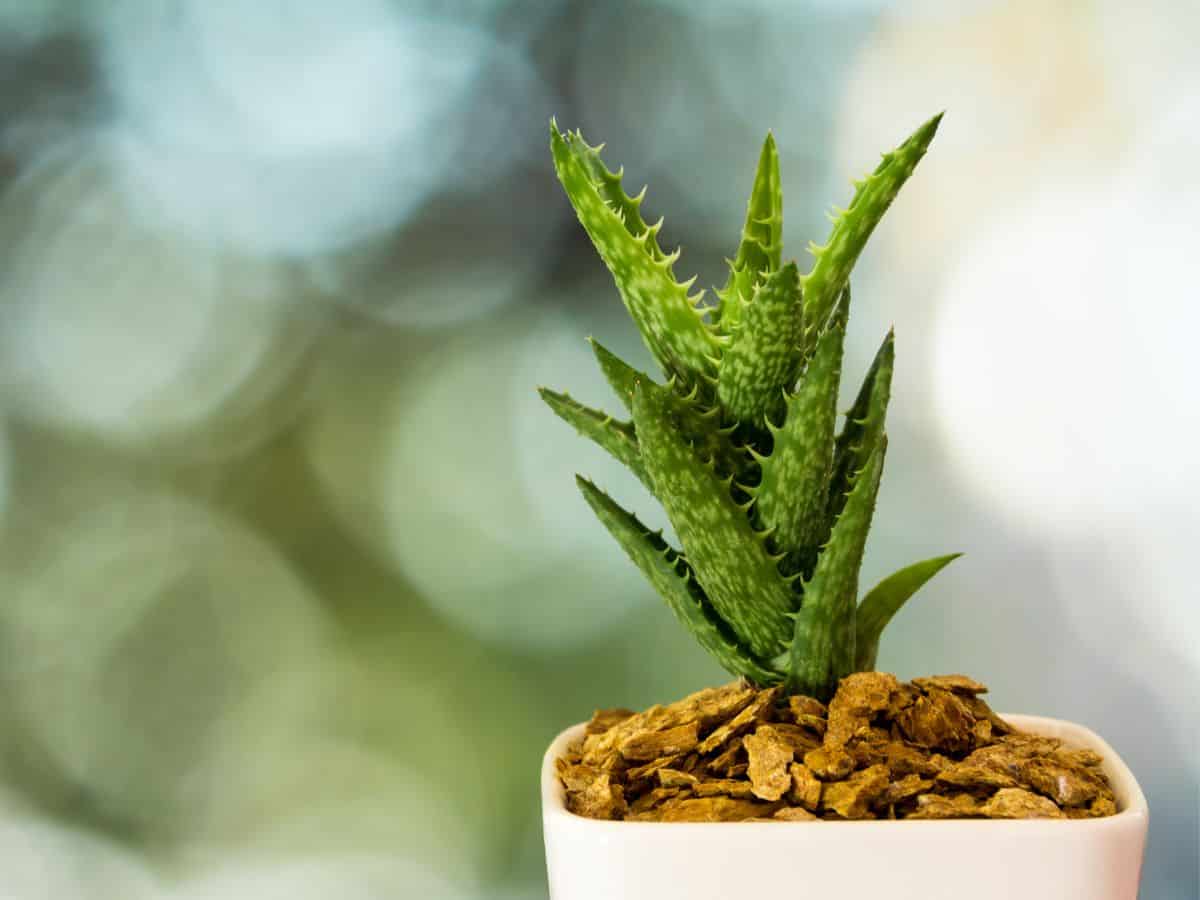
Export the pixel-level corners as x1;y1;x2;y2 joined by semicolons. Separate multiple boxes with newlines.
0;0;1195;897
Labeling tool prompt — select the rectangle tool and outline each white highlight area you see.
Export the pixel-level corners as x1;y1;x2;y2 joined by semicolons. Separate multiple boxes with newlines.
931;182;1131;533
1109;95;1200;493
933;97;1200;534
932;105;1200;669
0;818;158;899
99;0;534;256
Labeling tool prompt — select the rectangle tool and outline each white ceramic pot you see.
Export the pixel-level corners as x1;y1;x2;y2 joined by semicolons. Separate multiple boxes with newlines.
542;714;1148;900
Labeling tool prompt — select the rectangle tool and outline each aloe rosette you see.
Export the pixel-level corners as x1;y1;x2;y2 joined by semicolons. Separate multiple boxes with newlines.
540;114;958;702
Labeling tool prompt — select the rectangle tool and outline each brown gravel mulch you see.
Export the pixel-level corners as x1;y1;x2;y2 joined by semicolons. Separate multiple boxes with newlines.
556;673;1118;822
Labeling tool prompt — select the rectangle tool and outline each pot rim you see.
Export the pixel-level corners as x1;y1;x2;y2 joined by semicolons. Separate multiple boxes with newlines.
542;712;1149;831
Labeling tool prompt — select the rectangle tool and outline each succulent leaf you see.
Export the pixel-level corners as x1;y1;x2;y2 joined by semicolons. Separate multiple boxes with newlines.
716;262;805;426
716;132;783;333
538;388;651;490
801;113;941;350
545;115;953;696
588;338;649;415
756;289;847;559
548;349;750;490
659;381;759;486
828;329;894;521
714;264;758;339
855;553;962;671
550;121;719;384
787;437;886;700
577;476;783;684
571;140;669;264
735;131;784;274
632;379;794;659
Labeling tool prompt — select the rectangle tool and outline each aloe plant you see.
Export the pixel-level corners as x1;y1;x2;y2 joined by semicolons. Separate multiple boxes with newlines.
540;114;959;702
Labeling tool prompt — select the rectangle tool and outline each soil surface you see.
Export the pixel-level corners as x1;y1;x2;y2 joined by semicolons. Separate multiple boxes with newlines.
557;673;1118;822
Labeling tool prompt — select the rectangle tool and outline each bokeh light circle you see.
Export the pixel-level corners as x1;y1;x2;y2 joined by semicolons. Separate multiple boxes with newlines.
931;179;1134;534
1086;94;1200;668
177;724;488;883
311;153;562;332
0;134;321;459
835;0;1116;285
0;487;332;835
225;745;468;858
306;307;656;650
574;0;856;265
1108;94;1200;495
1093;0;1200;124
98;0;548;257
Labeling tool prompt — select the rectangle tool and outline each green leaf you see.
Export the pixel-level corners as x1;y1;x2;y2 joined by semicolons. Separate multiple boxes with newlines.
735;131;784;275
651;380;759;487
668;387;758;485
538;388;651;490
828;329;893;522
577;476;782;684
550;121;719;384
586;343;753;479
787;436;886;701
716;262;805;426
582;344;756;486
716;132;783;334
588;338;650;415
855;553;962;671
714;264;757;340
801;113;941;350
632;379;795;659
571;138;669;264
756;290;847;556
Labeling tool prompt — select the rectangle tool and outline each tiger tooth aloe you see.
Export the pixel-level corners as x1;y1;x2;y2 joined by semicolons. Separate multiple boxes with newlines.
541;114;957;701
549;124;717;387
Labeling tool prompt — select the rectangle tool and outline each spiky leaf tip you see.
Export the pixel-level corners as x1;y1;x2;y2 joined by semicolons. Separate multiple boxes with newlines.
632;378;795;659
854;553;962;671
588;338;652;415
577;476;782;684
550;120;719;384
538;388;651;490
736;131;784;274
716;261;805;426
716;132;784;333
569;136;669;264
786;436;886;701
828;328;894;522
801;112;942;348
